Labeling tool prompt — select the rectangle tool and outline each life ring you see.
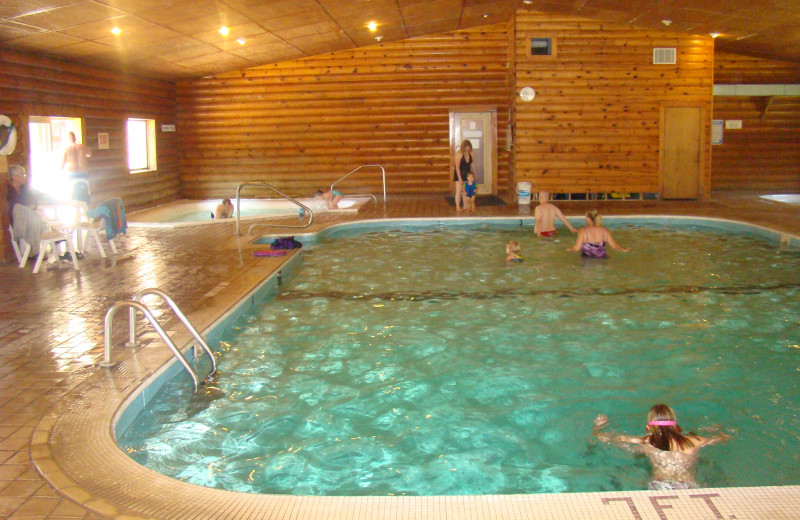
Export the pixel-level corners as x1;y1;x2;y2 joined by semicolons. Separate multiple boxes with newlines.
253;250;287;257
0;115;17;156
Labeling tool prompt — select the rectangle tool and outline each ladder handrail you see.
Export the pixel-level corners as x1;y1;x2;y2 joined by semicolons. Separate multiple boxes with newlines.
100;300;202;394
128;288;217;377
235;182;313;236
330;164;386;206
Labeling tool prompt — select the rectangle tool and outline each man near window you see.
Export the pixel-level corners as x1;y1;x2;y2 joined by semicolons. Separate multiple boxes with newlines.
61;131;92;203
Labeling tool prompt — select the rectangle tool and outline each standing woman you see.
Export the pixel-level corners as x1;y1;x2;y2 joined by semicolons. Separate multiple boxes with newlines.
453;140;474;212
568;209;630;258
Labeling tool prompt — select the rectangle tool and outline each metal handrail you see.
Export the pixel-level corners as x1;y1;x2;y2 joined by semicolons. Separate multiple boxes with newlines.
99;300;203;394
125;288;217;377
235;182;313;236
330;164;386;206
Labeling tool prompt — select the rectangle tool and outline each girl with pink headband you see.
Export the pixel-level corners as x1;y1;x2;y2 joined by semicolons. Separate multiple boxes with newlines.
592;404;731;490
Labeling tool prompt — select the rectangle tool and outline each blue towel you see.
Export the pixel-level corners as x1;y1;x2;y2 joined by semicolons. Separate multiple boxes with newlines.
86;205;114;238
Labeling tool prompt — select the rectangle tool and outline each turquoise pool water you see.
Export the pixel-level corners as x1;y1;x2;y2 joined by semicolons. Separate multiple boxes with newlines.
120;222;800;496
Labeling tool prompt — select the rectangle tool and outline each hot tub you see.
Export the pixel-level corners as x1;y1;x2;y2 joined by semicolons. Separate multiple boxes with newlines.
128;197;372;228
760;194;800;205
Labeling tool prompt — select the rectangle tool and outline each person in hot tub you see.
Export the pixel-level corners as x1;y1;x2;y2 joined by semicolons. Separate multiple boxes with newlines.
214;198;234;219
316;189;344;210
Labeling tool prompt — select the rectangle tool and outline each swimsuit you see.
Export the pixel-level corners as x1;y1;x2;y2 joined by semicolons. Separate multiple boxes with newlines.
331;190;343;198
464;182;477;197
540;230;557;237
453;153;472;181
581;230;608;258
508;253;523;262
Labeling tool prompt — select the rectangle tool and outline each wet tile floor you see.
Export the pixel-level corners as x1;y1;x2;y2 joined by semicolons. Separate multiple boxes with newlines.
1;193;799;519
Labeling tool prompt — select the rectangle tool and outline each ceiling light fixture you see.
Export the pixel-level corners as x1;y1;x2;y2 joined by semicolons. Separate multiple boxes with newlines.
523;0;532;4
111;27;121;35
375;35;383;42
237;37;246;45
661;19;672;26
709;32;720;38
219;26;229;36
483;13;489;18
367;21;378;32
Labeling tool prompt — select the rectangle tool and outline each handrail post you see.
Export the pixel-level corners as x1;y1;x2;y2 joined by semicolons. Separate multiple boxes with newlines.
330;164;387;207
100;300;201;394
235;182;314;236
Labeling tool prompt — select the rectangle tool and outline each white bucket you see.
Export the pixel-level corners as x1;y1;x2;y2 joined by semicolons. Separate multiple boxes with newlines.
517;182;532;205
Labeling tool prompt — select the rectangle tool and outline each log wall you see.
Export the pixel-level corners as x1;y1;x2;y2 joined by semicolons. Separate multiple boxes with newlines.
512;12;714;196
176;25;512;199
0;49;179;261
712;53;800;192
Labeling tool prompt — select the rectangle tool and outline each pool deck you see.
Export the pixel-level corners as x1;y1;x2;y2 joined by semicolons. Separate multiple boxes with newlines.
1;192;799;520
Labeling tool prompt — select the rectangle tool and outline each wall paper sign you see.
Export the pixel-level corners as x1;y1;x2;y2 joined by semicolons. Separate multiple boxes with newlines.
161;124;176;132
98;133;109;150
711;119;723;145
725;119;743;129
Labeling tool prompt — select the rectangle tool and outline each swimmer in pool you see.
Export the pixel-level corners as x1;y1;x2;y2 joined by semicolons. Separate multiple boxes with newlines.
316;189;344;209
506;240;523;262
568;209;629;258
534;191;577;237
592;404;731;490
214;198;234;219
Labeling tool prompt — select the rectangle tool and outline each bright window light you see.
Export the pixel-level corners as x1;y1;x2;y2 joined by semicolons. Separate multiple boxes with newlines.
27;116;82;202
127;118;157;173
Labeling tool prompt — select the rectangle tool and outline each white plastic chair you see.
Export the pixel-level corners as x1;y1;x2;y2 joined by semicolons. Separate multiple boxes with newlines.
71;202;117;257
32;224;80;274
8;225;32;268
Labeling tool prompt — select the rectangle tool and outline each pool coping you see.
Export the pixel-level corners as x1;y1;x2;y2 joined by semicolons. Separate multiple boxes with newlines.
32;215;800;520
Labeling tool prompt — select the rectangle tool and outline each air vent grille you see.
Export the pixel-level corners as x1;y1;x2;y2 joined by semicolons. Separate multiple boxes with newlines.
653;48;677;64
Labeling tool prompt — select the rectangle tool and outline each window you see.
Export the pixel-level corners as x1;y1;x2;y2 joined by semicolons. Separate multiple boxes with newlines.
28;116;82;201
127;118;157;172
527;36;557;58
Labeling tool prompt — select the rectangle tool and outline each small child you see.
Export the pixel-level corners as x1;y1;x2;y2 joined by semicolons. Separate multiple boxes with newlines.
506;241;523;262
463;173;477;211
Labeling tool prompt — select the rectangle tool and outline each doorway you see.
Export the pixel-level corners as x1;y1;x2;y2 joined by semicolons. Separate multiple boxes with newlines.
450;110;496;194
661;106;702;199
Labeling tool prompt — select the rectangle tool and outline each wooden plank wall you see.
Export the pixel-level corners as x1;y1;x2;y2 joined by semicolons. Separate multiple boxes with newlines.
0;49;179;260
712;52;800;192
513;11;714;196
176;24;511;199
0;49;179;211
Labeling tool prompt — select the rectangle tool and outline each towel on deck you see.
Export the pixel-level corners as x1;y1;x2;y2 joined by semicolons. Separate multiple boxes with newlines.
86;197;127;240
11;204;48;255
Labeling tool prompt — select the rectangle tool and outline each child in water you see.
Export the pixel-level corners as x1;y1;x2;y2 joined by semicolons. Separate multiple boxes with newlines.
506;241;523;262
463;173;477;212
214;198;234;219
592;404;731;490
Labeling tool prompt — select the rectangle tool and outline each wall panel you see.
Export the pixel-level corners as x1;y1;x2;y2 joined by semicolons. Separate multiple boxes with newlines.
0;49;178;261
712;52;800;192
512;12;714;196
177;25;511;199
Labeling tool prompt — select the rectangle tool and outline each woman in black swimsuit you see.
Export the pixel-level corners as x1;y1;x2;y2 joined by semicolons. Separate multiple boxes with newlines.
453;139;474;212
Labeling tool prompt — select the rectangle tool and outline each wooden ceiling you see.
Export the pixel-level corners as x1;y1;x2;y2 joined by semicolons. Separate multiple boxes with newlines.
1;0;798;81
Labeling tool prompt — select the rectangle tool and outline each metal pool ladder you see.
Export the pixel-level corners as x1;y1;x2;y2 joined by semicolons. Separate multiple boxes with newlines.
235;181;314;236
99;288;217;394
330;164;386;207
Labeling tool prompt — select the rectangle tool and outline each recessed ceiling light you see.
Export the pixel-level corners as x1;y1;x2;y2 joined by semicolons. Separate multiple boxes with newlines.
483;13;489;18
219;26;229;36
237;37;246;45
709;32;720;38
367;21;378;32
111;27;121;35
523;0;532;4
661;19;672;26
375;35;383;42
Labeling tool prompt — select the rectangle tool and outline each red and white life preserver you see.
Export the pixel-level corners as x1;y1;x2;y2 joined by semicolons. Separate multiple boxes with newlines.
0;115;17;156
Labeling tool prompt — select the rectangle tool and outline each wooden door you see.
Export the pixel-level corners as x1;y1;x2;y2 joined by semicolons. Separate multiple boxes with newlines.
451;111;496;194
661;106;702;199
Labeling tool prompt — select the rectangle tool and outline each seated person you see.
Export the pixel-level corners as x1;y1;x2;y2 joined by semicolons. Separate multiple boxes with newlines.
7;165;48;257
315;189;344;210
214;198;234;219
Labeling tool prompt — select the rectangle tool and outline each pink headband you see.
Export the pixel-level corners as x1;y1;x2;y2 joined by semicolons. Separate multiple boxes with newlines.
648;420;676;426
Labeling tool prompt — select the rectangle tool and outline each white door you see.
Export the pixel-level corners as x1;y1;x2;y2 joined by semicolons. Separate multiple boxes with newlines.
452;111;494;194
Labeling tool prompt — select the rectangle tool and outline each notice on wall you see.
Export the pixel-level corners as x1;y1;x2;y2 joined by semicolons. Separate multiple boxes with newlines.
711;119;723;145
98;133;109;150
463;130;482;139
725;119;743;129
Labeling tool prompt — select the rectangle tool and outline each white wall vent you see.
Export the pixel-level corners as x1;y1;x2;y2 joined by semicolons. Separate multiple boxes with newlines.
653;48;677;64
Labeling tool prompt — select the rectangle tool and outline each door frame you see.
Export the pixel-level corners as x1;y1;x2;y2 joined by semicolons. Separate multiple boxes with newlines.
658;102;710;199
449;107;498;195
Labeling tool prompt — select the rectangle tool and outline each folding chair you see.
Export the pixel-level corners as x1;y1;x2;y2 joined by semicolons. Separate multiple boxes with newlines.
8;225;32;268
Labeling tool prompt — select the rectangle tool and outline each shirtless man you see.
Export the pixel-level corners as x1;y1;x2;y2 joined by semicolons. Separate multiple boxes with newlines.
61;131;92;203
533;190;576;237
592;404;731;490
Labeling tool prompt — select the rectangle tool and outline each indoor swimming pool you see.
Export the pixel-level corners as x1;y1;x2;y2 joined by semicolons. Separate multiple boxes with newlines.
118;219;800;497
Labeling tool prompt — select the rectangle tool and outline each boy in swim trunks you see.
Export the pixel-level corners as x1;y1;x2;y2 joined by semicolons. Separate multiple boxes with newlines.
463;173;477;212
534;190;576;237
